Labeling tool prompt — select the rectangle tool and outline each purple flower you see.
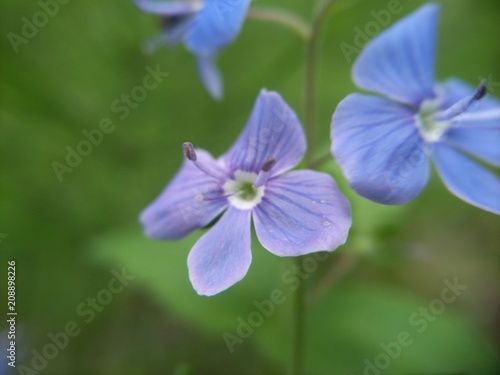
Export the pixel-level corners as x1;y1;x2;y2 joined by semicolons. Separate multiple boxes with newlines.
135;0;251;100
141;90;352;296
331;4;500;214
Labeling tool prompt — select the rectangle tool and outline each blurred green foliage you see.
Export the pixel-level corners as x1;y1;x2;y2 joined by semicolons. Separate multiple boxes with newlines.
1;0;499;374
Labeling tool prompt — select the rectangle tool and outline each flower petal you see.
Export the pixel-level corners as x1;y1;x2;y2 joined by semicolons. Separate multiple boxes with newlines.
185;0;251;53
438;79;500;166
140;149;228;240
433;143;500;215
444;127;500;167
222;90;306;176
196;53;223;100
135;0;203;15
353;4;439;106
331;94;430;204
188;207;252;296
253;171;351;256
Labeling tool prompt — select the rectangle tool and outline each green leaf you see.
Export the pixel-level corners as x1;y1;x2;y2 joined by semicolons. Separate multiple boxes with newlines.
254;283;498;374
88;226;288;333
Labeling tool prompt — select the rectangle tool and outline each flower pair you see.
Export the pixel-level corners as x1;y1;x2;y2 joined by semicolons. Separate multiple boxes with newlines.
141;3;499;296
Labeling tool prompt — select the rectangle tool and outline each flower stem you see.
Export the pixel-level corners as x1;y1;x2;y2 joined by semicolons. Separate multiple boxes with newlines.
247;7;312;41
310;152;333;169
290;2;338;375
304;0;338;167
291;257;306;375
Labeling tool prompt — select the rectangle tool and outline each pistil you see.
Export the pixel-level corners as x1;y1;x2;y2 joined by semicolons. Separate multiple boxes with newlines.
183;142;227;181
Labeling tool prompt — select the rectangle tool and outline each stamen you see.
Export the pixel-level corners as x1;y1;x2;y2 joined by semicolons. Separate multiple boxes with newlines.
434;80;488;122
458;109;500;122
182;142;227;181
183;142;197;161
254;156;276;187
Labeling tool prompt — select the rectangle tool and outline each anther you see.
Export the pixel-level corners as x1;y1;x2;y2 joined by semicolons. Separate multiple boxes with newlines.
261;157;276;172
183;142;197;161
474;79;488;100
434;80;489;122
255;156;276;187
182;142;227;181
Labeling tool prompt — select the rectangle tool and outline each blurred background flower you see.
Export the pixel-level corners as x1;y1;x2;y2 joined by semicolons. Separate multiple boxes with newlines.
135;0;251;99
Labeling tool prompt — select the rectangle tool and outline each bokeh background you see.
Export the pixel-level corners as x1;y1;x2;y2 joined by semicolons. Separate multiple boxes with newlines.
1;0;500;374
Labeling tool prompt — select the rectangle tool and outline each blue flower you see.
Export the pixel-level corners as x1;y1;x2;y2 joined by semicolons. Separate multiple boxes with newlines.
141;90;352;296
135;0;251;100
331;4;500;214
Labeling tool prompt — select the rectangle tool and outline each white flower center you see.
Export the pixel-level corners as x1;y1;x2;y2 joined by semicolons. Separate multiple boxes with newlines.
415;98;451;142
223;171;265;210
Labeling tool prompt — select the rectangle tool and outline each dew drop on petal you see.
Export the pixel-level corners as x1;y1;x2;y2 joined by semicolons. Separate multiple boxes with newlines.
323;221;332;227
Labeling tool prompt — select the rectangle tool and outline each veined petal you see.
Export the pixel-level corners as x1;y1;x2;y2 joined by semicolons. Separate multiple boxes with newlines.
444;127;500;167
135;0;203;15
331;94;430;204
196;52;223;100
185;0;251;53
353;4;439;106
222;90;306;176
438;79;500;166
188;207;252;296
253;171;351;256
433;143;500;215
140;149;228;240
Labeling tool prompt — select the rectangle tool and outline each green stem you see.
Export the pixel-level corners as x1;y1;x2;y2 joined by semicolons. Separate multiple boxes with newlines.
309;252;357;304
310;152;333;169
247;7;312;41
304;0;338;167
291;2;338;375
291;257;306;375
